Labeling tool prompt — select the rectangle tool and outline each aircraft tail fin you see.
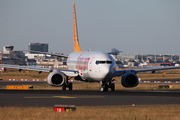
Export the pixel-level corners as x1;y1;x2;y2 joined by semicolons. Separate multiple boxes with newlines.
73;2;81;52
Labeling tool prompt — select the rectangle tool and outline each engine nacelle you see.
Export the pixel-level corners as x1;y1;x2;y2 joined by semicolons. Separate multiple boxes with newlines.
121;72;139;87
47;71;65;87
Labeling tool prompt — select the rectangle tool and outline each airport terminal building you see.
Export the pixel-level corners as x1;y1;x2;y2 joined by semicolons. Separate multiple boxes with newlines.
28;43;48;53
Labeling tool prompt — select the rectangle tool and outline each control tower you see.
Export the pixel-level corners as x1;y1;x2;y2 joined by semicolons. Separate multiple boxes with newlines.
3;45;14;54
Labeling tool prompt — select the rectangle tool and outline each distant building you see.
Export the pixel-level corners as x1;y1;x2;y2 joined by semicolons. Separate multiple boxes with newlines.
3;45;14;54
2;45;26;65
28;43;48;53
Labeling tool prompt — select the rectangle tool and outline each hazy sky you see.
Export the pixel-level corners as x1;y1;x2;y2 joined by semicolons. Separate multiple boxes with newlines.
0;0;180;55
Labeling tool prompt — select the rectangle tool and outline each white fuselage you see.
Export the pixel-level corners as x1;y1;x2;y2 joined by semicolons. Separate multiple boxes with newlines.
67;51;116;82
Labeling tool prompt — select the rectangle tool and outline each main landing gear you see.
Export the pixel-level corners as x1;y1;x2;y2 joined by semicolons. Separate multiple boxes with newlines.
62;77;72;90
100;80;115;92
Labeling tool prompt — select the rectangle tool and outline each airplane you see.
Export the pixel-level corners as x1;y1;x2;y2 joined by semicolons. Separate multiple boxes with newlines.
1;2;180;92
139;59;150;67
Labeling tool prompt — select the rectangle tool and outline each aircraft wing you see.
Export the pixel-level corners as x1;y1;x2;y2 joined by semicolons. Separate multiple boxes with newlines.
114;66;180;77
0;64;78;77
24;50;68;58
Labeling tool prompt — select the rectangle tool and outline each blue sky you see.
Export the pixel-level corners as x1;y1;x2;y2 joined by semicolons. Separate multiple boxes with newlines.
0;0;180;55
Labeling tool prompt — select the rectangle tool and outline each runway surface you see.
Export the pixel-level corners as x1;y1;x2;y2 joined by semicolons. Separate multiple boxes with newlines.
0;89;180;107
0;80;46;86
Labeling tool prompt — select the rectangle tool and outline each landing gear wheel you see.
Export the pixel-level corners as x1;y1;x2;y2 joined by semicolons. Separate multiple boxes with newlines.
104;84;108;91
100;85;108;92
110;83;115;91
62;76;73;91
62;84;66;90
100;87;104;92
69;83;72;90
100;80;116;92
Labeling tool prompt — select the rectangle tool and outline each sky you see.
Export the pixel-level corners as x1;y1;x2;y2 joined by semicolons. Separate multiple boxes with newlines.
0;0;180;55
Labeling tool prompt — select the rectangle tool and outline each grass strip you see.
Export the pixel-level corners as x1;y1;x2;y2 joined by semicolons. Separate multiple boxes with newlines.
0;105;180;120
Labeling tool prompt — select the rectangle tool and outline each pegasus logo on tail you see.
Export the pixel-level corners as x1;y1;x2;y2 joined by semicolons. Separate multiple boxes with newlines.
73;2;81;52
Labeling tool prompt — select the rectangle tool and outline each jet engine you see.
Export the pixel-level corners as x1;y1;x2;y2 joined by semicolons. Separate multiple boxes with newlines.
121;72;139;87
47;71;65;86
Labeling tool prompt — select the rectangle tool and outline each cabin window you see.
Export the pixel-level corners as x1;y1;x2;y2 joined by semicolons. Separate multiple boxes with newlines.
107;61;112;64
100;61;106;64
95;61;112;65
96;61;100;64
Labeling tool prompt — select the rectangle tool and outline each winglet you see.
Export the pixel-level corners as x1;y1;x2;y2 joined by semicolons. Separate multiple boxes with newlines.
73;2;81;52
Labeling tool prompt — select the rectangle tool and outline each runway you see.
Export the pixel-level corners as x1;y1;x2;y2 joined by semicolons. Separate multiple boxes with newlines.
0;80;46;86
0;89;180;107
